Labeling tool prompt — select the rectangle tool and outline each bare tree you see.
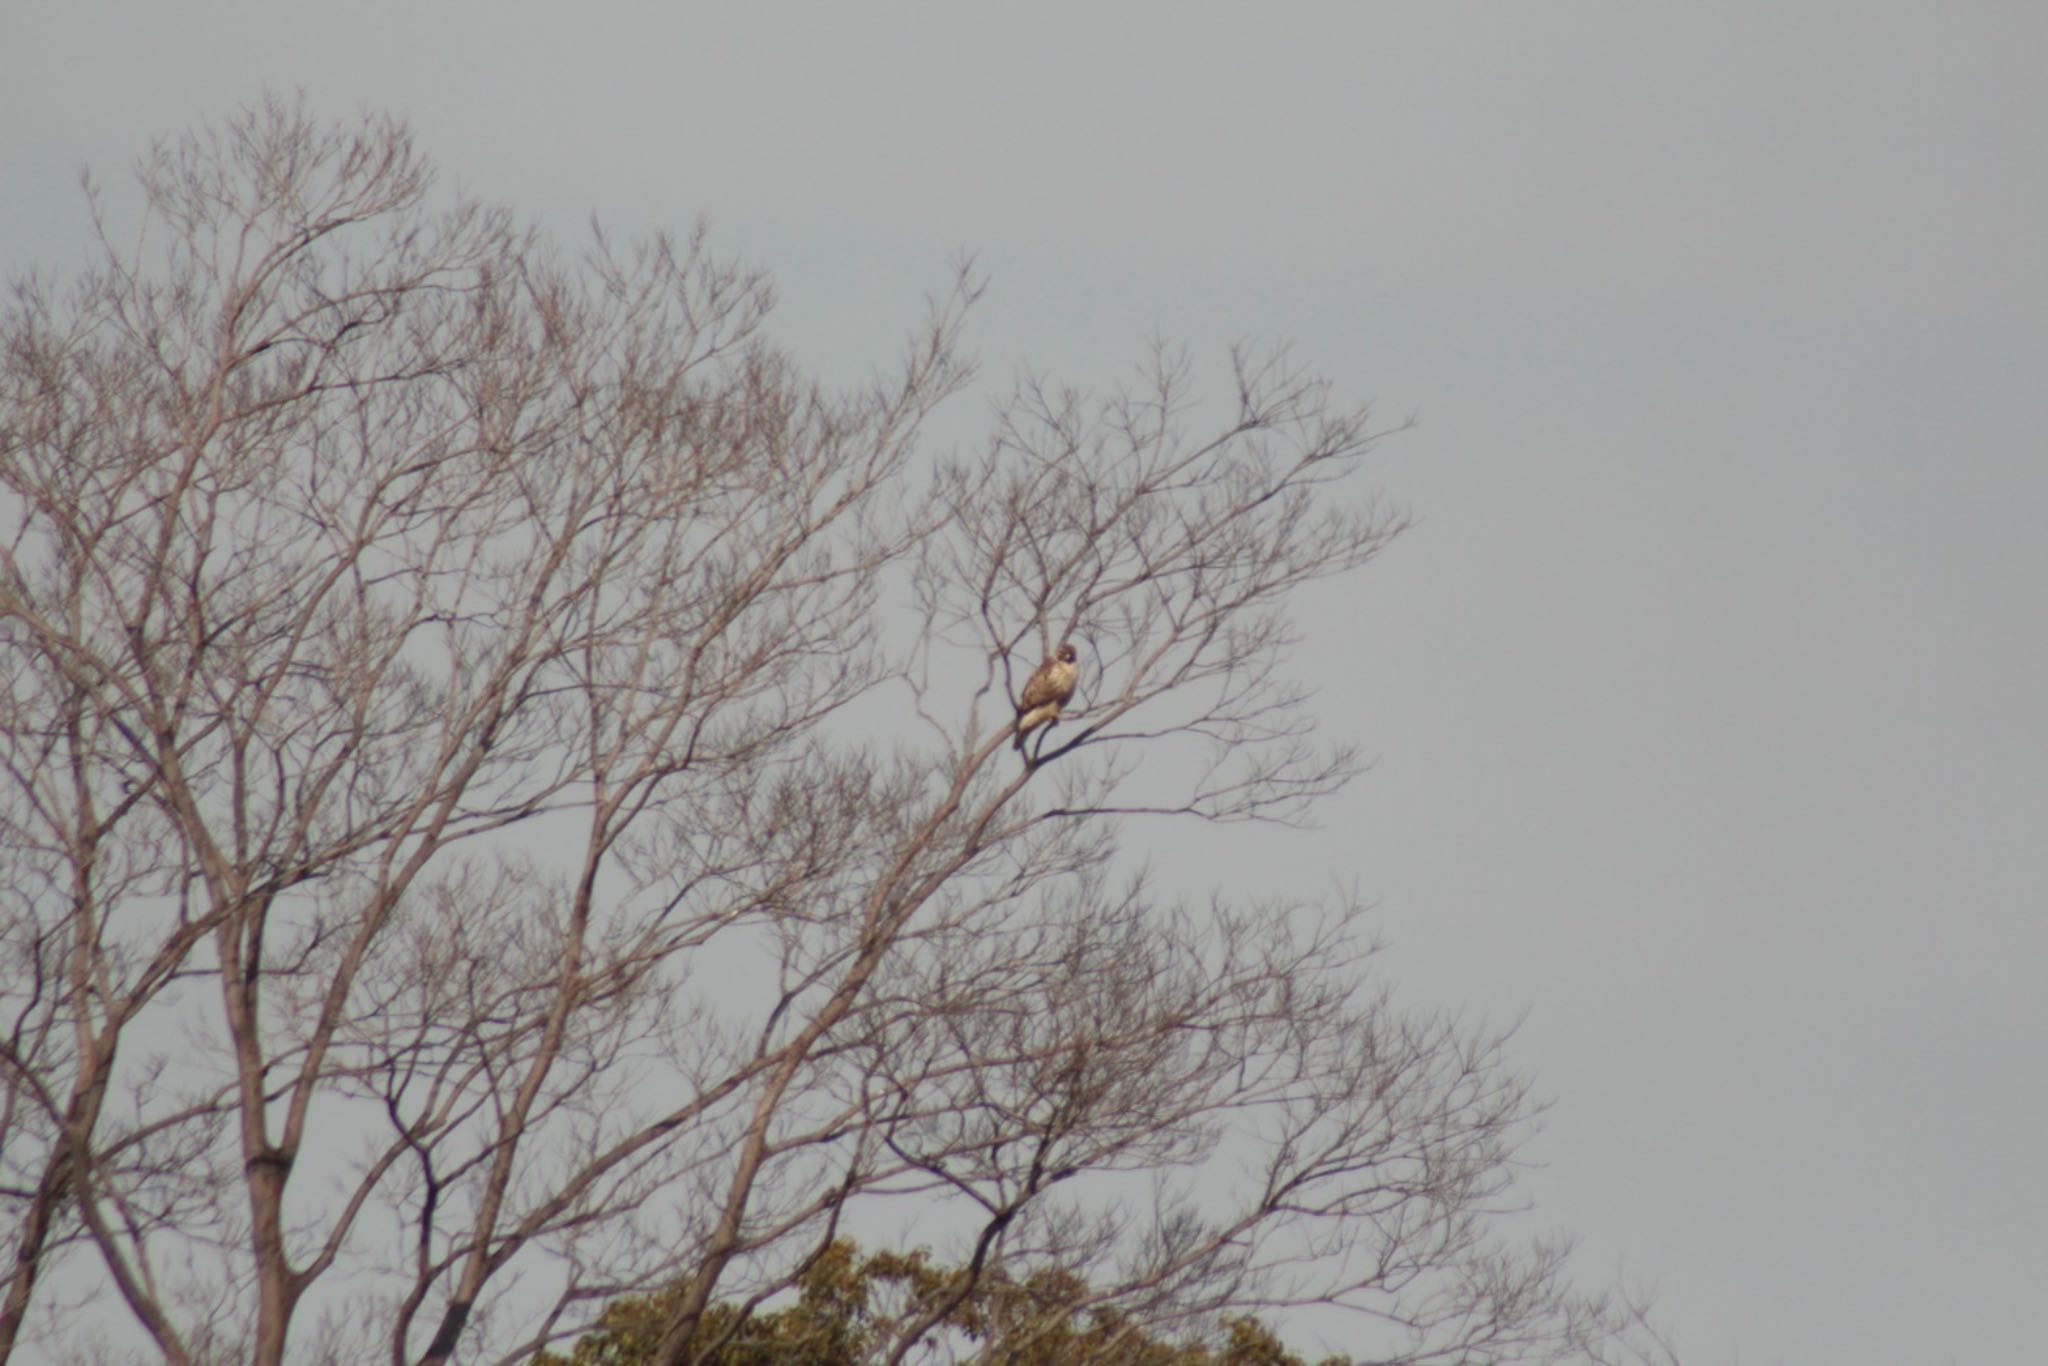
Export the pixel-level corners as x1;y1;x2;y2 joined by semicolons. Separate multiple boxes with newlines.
0;97;1671;1366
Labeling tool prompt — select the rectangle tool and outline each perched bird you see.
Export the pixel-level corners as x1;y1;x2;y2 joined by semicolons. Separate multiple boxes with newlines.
1014;643;1080;753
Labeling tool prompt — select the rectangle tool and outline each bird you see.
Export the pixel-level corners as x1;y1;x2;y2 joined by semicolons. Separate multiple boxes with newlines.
1014;642;1080;754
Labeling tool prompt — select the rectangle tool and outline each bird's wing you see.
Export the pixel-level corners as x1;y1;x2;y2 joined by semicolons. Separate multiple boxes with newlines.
1018;662;1060;711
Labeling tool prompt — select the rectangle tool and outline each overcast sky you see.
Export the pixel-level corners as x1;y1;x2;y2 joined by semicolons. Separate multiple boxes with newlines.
5;6;2043;1363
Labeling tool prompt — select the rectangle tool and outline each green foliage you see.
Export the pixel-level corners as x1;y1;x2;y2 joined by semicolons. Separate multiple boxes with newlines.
537;1240;1350;1366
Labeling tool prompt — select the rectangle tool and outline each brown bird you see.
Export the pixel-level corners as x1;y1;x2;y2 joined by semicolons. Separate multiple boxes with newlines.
1014;643;1080;753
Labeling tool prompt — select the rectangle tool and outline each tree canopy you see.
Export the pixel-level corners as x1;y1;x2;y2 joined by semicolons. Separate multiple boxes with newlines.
537;1240;1350;1366
0;95;1674;1366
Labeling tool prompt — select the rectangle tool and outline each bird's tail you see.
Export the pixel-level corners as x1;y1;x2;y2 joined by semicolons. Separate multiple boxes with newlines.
1014;704;1058;754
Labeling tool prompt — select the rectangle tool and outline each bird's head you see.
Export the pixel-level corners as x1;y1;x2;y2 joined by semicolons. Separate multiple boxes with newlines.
1055;643;1078;664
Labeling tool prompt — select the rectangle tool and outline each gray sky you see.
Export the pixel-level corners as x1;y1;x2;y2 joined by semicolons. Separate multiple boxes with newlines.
6;5;2043;1363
